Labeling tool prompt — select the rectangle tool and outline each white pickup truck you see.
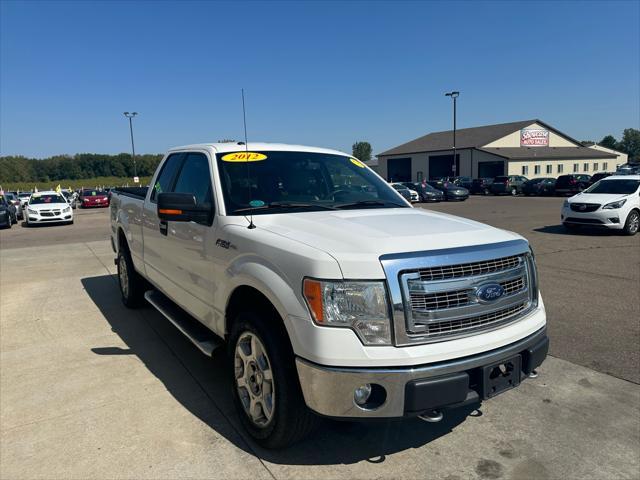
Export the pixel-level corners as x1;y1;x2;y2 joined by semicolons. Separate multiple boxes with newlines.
110;142;548;448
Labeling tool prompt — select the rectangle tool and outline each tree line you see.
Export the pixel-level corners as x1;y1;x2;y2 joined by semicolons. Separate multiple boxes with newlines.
585;128;640;162
0;153;163;184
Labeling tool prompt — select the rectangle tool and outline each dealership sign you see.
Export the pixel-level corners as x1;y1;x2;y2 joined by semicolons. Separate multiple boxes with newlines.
520;129;549;147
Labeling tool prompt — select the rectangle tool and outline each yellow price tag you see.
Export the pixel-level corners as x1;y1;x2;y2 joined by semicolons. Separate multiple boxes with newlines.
350;158;366;168
221;152;268;162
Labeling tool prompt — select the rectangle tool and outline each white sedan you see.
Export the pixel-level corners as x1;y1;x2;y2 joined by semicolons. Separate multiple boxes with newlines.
24;191;74;226
561;175;640;235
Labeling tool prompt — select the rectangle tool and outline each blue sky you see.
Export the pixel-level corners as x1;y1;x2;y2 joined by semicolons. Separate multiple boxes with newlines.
1;0;639;158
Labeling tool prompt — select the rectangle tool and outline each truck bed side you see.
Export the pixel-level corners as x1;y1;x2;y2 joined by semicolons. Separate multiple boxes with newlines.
110;187;148;273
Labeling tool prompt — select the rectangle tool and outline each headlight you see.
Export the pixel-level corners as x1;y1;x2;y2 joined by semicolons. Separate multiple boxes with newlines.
28;208;37;215
603;199;626;210
63;206;71;213
303;279;391;345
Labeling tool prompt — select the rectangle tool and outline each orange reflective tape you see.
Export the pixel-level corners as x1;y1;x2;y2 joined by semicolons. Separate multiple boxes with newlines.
159;208;182;215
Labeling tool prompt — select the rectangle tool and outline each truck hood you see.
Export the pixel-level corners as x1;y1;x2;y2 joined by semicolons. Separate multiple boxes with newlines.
256;207;523;278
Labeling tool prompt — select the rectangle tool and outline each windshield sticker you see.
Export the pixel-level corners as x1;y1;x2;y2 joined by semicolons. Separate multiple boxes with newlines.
249;199;265;207
154;182;162;193
221;152;267;162
350;158;366;168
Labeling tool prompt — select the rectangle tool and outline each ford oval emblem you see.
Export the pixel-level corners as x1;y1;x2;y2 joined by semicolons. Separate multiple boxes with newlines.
476;283;505;303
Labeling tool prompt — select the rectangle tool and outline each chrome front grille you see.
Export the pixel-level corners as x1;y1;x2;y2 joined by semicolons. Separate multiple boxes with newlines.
380;240;538;346
418;255;520;281
409;276;526;312
422;303;529;339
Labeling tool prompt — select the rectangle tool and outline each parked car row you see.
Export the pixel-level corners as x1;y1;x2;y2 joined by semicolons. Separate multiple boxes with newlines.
390;180;469;203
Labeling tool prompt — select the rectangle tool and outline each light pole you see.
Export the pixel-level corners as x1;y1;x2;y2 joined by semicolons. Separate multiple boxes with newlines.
445;91;459;176
123;112;138;180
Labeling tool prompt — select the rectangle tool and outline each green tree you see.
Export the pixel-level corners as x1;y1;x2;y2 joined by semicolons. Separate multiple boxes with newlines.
618;128;640;162
598;135;618;150
352;141;372;162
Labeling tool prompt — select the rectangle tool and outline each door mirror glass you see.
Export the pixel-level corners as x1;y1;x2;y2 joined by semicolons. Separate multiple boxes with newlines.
157;192;212;224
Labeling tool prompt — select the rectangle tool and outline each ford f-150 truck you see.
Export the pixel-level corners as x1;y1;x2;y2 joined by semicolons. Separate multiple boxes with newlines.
110;142;548;449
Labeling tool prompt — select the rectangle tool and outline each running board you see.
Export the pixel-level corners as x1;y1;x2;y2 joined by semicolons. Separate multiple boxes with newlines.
144;290;223;356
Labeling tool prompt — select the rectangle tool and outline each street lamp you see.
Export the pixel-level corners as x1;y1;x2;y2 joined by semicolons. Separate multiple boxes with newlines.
445;91;460;176
123;112;138;180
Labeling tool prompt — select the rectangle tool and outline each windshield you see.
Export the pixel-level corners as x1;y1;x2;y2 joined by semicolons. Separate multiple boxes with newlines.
584;179;640;195
29;194;67;205
82;190;104;196
216;151;407;215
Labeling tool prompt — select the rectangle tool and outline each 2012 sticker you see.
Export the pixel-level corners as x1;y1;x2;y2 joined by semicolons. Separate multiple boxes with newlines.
350;158;366;168
221;152;267;162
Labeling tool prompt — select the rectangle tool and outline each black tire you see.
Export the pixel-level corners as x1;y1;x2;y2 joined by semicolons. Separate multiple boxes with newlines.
229;311;318;449
483;188;490;195
117;246;145;308
510;187;518;196
622;210;639;236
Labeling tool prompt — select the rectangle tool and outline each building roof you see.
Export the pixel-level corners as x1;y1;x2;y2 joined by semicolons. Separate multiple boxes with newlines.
479;146;617;161
377;119;584;156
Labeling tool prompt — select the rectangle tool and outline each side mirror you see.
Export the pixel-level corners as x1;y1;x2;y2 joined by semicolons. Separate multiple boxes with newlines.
157;192;212;225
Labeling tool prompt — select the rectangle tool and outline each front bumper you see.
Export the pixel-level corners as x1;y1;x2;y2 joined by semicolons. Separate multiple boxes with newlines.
561;207;624;229
296;327;548;418
28;214;73;223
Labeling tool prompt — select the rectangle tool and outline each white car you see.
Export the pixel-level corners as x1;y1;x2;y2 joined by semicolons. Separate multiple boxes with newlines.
25;191;74;226
561;175;640;235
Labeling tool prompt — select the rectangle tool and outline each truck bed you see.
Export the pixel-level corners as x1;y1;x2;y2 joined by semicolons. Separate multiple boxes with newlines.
112;186;148;199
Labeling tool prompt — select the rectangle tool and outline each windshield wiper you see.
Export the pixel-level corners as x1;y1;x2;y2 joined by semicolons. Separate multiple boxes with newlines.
334;200;406;209
234;202;337;213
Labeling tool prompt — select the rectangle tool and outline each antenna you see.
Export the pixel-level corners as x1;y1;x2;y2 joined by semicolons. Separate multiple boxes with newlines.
242;89;256;229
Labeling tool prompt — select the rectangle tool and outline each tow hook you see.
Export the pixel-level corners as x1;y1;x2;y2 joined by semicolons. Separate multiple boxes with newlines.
418;410;443;423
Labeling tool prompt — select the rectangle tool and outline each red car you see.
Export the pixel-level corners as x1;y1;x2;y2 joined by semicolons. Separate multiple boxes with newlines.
79;189;109;208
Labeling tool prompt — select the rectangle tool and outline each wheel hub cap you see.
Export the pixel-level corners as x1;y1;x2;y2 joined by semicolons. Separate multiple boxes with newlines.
234;332;275;427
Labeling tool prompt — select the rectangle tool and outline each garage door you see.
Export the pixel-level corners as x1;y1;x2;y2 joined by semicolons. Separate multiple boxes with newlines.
478;161;504;178
429;154;459;179
387;157;411;182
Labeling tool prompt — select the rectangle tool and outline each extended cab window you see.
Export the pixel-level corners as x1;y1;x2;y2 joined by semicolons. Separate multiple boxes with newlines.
173;153;214;208
216;150;407;215
151;153;183;202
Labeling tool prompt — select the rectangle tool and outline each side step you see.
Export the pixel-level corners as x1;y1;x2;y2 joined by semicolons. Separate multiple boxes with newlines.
144;290;223;356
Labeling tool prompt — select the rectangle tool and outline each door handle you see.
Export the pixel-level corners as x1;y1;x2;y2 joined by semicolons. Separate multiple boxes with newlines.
159;220;168;236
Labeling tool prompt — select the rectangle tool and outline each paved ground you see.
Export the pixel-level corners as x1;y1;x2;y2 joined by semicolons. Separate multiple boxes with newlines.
1;199;639;479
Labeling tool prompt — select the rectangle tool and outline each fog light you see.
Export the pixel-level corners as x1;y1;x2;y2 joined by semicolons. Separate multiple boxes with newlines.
608;217;620;224
354;384;372;405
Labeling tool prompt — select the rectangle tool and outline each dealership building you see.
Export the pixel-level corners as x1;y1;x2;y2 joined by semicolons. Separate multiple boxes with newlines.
376;119;628;182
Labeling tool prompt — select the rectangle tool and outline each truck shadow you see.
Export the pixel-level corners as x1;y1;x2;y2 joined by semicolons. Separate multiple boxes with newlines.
82;274;478;465
534;225;620;236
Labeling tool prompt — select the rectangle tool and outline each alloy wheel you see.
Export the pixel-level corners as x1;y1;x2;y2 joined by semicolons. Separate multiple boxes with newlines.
234;332;275;427
118;255;129;298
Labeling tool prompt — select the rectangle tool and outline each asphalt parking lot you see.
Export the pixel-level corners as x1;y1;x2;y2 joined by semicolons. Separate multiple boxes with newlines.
1;199;639;479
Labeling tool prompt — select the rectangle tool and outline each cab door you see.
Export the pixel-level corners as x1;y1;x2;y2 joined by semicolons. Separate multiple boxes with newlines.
142;152;185;294
152;151;219;326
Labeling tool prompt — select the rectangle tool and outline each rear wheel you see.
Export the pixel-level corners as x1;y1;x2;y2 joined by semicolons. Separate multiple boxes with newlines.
117;246;145;307
229;311;318;449
483;187;490;195
622;210;639;236
510;187;518;196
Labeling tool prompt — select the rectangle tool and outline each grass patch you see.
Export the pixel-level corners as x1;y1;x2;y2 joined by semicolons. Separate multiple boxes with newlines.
1;176;152;192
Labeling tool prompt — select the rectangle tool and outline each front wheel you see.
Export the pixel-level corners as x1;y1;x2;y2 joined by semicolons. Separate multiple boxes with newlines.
230;311;318;449
623;210;639;236
511;187;518;196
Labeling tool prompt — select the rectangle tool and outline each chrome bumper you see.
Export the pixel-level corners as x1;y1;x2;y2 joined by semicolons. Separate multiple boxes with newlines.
296;327;547;418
